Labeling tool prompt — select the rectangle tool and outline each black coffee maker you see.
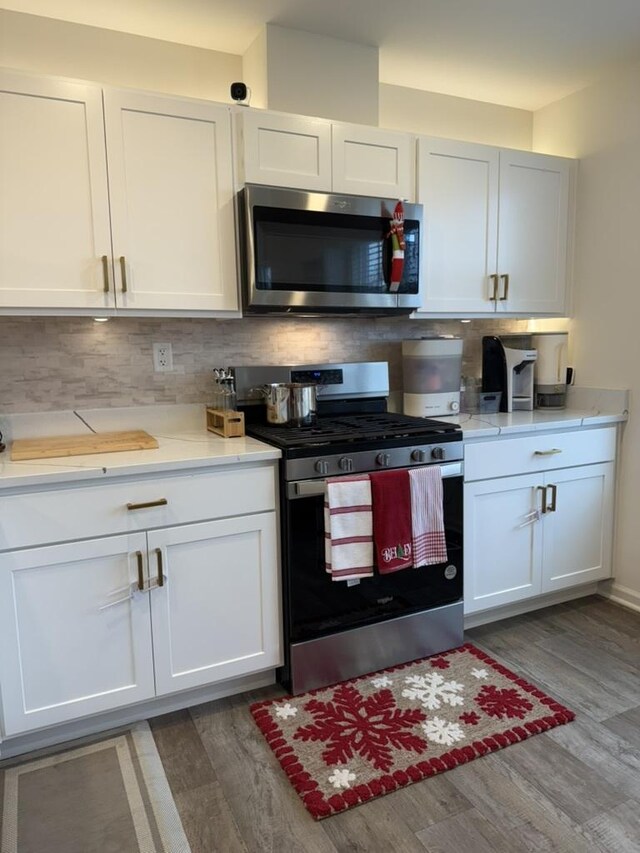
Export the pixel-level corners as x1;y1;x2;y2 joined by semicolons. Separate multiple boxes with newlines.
482;336;537;413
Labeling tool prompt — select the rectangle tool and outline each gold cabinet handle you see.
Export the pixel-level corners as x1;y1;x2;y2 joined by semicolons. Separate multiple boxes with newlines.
547;483;557;513
126;498;168;511
537;485;547;515
499;273;510;301
119;256;128;293
534;449;562;456
136;550;145;591
101;255;110;293
489;274;499;301
155;548;164;587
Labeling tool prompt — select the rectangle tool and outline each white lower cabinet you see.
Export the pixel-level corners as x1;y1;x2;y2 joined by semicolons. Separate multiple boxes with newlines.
0;472;280;736
540;463;614;593
464;473;543;613
0;533;155;736
149;514;280;695
464;428;616;616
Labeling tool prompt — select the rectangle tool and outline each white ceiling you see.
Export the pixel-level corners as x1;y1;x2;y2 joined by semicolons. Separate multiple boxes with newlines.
4;0;640;110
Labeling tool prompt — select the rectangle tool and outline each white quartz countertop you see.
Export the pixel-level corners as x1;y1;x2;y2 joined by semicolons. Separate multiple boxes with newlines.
452;386;629;439
0;387;629;490
453;408;626;439
0;405;280;491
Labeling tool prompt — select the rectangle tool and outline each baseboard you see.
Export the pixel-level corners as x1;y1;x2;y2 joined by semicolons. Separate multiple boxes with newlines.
598;580;640;614
463;584;600;629
0;669;277;760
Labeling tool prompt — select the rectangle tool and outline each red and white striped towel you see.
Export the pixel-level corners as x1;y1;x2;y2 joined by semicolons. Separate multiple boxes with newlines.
324;475;374;582
409;466;448;566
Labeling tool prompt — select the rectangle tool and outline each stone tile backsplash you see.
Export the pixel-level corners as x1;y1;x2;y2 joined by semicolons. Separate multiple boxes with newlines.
0;316;532;413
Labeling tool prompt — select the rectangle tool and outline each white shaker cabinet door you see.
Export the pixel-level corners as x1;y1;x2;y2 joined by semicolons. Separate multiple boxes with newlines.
416;138;499;314
464;474;543;614
0;534;154;736
332;124;415;200
0;71;114;310
239;110;332;191
496;150;571;314
148;512;281;696
541;463;614;593
104;90;238;312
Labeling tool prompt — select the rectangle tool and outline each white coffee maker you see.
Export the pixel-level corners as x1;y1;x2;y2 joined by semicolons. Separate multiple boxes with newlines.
482;336;538;413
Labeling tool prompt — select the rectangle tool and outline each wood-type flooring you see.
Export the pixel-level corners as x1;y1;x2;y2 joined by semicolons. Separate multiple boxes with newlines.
150;596;640;852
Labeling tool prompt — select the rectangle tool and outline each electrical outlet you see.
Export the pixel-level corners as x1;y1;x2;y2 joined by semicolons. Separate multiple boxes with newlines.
153;342;173;372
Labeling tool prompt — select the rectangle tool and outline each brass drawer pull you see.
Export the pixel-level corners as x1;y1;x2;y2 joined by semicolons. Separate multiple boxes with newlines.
537;485;547;515
119;256;128;293
534;449;562;456
155;548;164;587
126;498;168;511
101;255;110;293
136;550;145;591
489;274;499;301
499;273;510;300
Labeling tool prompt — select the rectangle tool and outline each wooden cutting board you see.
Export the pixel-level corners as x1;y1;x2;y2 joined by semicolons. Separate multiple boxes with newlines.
11;430;159;461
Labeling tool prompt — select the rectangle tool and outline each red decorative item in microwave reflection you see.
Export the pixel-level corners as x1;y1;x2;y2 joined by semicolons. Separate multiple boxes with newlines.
388;201;405;293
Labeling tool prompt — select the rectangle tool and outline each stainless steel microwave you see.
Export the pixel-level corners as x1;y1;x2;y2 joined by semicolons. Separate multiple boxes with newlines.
239;184;423;315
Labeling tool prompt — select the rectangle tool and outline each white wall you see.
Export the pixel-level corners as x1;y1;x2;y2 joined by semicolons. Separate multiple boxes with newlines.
0;9;241;101
534;61;640;608
261;25;379;125
1;9;532;144
380;83;532;149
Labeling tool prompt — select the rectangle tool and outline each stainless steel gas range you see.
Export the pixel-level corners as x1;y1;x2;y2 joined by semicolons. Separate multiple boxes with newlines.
233;362;464;694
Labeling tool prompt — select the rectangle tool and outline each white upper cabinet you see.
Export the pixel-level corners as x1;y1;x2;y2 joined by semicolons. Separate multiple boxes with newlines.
416;138;573;316
0;71;113;311
104;90;238;312
496;150;570;314
237;109;415;199
331;124;414;199
0;71;239;315
238;110;332;191
417;138;499;313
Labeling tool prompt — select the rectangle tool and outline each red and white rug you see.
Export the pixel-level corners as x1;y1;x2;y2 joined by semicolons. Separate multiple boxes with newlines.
250;643;575;820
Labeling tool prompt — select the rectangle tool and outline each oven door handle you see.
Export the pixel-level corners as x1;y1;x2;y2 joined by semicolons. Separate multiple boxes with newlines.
286;462;463;500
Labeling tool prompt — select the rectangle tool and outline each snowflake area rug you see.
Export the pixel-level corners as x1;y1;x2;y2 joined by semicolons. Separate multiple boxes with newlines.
250;643;575;820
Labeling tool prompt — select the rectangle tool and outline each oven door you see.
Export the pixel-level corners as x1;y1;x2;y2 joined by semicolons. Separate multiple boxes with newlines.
242;185;422;313
283;462;463;646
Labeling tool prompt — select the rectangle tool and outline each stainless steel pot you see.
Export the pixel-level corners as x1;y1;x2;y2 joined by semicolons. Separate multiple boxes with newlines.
261;383;317;427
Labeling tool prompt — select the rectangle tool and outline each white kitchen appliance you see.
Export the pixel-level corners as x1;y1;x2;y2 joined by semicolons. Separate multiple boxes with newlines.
482;336;537;412
532;332;569;409
402;337;463;417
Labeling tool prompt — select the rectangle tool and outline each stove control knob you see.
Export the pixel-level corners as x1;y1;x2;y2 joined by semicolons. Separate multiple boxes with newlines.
431;446;445;461
376;453;391;467
339;456;354;472
411;449;426;463
314;460;329;475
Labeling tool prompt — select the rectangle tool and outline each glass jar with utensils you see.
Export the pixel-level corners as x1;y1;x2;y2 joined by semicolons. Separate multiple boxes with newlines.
210;368;237;411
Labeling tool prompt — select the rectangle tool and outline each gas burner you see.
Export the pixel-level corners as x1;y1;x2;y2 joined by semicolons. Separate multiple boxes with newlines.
246;412;460;450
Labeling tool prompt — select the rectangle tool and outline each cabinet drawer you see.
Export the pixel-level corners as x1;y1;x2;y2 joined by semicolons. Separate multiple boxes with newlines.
464;427;616;482
0;464;277;551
